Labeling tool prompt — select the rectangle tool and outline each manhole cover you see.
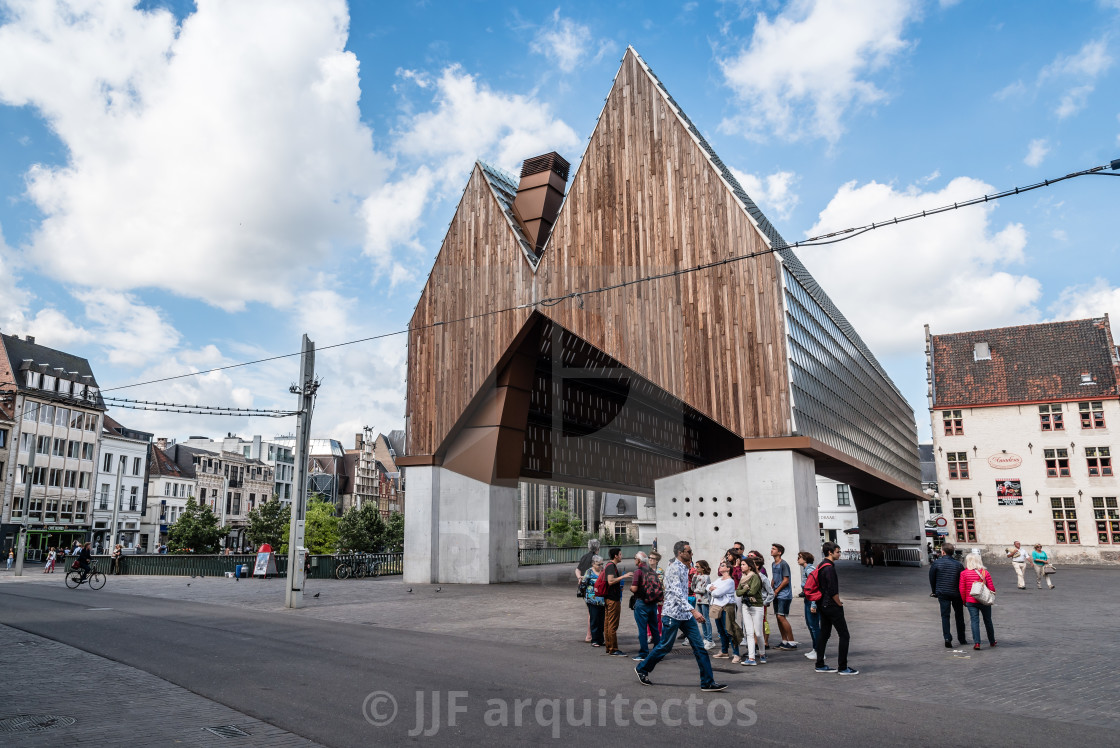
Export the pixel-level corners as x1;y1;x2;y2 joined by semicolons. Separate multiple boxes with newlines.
203;725;252;738
0;714;77;733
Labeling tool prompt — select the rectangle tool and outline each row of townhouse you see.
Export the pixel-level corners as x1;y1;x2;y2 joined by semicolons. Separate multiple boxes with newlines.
0;333;154;557
2;333;405;559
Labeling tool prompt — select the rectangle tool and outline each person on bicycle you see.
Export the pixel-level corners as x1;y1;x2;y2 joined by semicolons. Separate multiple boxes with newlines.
76;541;93;582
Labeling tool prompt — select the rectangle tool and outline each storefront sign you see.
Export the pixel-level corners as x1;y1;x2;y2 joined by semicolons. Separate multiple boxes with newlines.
996;478;1023;505
988;452;1022;470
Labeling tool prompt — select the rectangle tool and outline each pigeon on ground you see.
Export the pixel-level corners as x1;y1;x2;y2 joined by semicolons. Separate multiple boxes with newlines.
313;592;320;598
436;586;442;592
407;587;413;593
187;583;190;586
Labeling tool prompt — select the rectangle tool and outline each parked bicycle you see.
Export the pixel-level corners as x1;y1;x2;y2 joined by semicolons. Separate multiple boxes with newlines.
333;553;385;579
65;561;106;590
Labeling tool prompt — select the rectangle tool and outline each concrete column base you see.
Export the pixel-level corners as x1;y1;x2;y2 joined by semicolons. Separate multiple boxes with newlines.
653;451;819;589
403;466;519;584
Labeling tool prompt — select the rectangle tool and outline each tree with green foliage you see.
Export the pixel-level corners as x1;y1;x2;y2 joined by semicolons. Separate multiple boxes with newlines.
337;503;387;552
246;499;291;551
545;499;590;548
167;498;224;553
305;494;340;554
383;512;404;552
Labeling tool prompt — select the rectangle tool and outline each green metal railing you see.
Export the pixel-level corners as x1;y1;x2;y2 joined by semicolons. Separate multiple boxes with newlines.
88;552;405;579
517;544;652;566
79;546;644;577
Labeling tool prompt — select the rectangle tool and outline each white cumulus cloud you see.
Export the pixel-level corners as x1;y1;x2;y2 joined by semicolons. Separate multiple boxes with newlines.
1023;138;1050;167
798;176;1041;355
729;167;800;220
531;9;613;72
1049;279;1120;326
718;0;920;143
0;0;388;312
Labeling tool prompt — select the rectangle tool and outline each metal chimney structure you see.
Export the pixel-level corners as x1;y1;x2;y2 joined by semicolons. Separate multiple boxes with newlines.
512;151;570;254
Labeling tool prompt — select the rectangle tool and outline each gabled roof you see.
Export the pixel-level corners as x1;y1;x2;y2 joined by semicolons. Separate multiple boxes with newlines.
628;49;895;391
930;317;1120;407
478;162;538;266
1;332;105;409
150;443;191;479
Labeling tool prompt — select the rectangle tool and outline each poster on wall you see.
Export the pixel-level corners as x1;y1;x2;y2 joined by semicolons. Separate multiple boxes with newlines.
996;479;1023;506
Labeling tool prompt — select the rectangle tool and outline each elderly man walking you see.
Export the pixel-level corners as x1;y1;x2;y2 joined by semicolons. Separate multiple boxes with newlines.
1006;541;1028;590
634;540;727;692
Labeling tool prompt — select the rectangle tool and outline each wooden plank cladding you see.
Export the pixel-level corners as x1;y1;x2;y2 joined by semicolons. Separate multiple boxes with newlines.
533;50;791;443
406;47;792;460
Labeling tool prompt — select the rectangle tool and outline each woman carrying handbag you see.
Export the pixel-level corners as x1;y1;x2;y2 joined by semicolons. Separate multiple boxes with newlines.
958;554;998;650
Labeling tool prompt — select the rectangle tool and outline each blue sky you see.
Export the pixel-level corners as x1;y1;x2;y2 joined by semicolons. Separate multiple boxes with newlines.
1;0;1118;446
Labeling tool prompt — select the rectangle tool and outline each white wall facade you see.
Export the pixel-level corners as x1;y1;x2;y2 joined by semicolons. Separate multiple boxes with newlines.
92;431;149;551
931;398;1120;564
815;477;860;554
653;451;819;592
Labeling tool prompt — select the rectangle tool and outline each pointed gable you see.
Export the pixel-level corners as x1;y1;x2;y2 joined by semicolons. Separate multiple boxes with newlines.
407;163;536;456
534;48;792;438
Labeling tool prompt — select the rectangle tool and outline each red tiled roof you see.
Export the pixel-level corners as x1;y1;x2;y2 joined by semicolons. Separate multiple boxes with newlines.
150;443;185;478
931;317;1120;407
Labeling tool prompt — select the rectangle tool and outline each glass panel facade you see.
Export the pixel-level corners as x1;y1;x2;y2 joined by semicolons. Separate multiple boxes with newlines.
781;263;922;489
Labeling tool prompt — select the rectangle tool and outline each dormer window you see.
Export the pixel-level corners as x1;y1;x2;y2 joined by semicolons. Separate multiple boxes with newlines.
1080;372;1093;385
616;498;627;515
973;342;991;361
43;374;55;391
25;370;41;388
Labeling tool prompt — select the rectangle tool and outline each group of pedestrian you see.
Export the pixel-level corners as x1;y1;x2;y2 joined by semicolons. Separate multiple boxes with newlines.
1006;540;1055;590
576;538;859;690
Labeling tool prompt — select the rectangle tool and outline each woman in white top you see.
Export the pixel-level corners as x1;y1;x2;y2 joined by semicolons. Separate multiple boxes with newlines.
707;561;741;662
43;547;57;574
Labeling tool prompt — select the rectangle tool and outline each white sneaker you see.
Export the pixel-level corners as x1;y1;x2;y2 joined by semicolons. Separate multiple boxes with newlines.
804;650;817;660
703;639;714;650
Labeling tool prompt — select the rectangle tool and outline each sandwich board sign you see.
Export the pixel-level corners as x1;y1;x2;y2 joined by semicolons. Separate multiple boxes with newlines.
254;543;278;578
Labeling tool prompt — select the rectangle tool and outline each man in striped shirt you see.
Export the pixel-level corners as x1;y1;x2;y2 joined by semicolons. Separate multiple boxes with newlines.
635;540;727;692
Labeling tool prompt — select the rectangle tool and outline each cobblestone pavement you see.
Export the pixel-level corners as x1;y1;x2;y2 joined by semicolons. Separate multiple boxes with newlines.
0;622;322;748
2;560;1115;737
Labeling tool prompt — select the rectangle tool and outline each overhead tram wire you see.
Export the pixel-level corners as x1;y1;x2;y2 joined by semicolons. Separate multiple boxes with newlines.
99;157;1120;394
100;396;299;418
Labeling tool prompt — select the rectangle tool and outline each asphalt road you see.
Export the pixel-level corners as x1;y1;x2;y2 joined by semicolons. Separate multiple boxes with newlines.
0;578;1111;747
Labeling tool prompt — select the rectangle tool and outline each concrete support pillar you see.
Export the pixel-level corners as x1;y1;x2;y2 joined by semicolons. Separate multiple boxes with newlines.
653;451;819;589
403;466;519;584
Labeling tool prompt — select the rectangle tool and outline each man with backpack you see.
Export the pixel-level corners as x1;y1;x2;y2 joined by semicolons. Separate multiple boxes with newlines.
599;547;633;656
814;541;859;676
631;551;663;661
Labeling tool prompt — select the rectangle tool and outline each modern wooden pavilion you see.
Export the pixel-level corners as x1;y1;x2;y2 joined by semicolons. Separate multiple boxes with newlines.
400;48;924;583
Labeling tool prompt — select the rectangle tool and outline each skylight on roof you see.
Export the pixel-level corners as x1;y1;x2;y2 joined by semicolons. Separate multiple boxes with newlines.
973;342;991;361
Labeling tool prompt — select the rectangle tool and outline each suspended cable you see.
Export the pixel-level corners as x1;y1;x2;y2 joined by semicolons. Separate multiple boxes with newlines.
100;157;1119;393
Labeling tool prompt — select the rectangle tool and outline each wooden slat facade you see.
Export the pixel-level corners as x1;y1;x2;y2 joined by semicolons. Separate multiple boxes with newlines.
406;48;792;460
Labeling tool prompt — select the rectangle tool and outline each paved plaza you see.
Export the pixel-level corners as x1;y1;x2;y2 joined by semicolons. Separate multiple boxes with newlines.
0;561;1115;746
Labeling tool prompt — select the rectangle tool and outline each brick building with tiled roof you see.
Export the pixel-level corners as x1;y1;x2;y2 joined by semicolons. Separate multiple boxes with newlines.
925;317;1120;565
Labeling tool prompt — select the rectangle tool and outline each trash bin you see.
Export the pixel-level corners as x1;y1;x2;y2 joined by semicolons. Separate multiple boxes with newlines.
235;564;243;578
